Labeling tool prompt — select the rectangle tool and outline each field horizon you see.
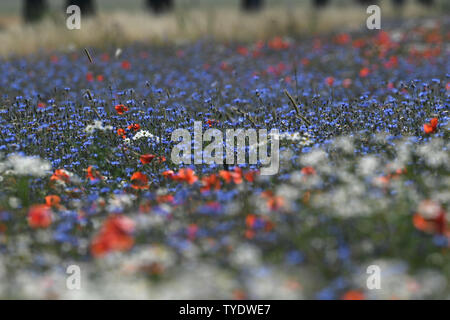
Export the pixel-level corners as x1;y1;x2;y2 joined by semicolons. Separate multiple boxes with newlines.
0;1;447;57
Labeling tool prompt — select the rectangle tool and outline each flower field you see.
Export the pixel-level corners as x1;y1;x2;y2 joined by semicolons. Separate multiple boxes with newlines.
0;17;448;299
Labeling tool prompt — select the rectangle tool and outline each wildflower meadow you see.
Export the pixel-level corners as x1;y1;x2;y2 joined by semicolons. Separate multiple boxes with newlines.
0;6;448;299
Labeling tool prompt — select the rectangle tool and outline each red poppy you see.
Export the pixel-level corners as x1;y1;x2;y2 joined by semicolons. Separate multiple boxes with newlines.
423;118;438;134
342;78;352;88
28;204;52;228
233;289;247;300
219;167;243;184
244;170;258;183
245;214;275;236
301;166;316;176
162;170;175;178
335;33;350;45
201;174;221;193
376;31;391;48
352;39;365;48
252;49;262;58
384;56;398;69
86;72;94;82
237;46;249;56
37;102;46;108
268;36;290;50
90;215;135;258
117;128;125;136
413;200;447;235
232;167;243;184
45;195;61;208
86;166;103;181
325;76;335;86
115;104;129;115
50;169;71;184
267;62;287;77
387;167;407;180
261;191;284;211
245;229;255;239
121;60;131;70
130;172;149;190
157;156;166;163
206;119;217;127
425;31;442;44
374;175;390;188
156;194;175;204
374;167;407;188
219;170;232;183
284;76;292;85
246;214;257;228
127;123;140;131
359;67;370;78
342;290;365;300
174;168;198;185
140;154;156;164
96;74;104;82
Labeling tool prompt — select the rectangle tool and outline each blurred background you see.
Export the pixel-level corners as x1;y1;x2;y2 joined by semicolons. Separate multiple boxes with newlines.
0;0;448;56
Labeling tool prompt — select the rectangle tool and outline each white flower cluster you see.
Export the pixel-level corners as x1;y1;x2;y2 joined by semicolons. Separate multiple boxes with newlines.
84;120;113;135
272;131;313;146
417;138;449;168
243;266;305;299
106;194;136;212
121;245;176;274
0;154;51;177
230;244;262;268
132;130;160;143
250;131;312;154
